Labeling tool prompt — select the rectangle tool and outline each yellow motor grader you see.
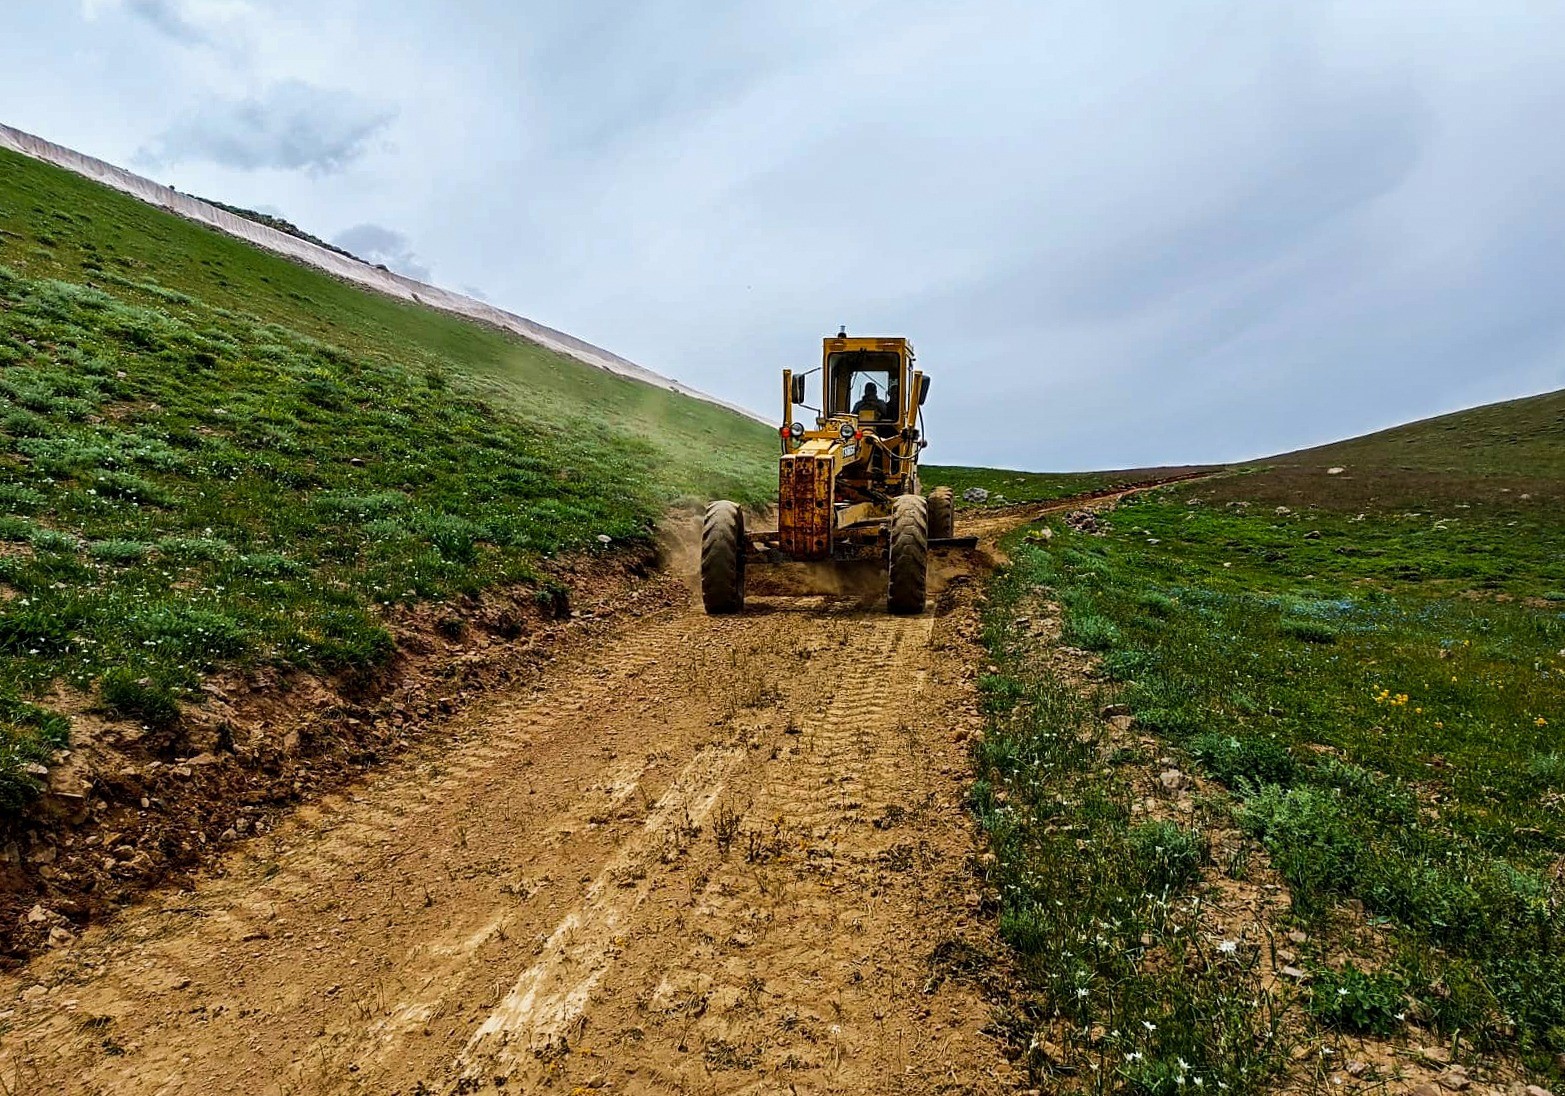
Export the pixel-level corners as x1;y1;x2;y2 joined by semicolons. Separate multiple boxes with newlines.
701;330;973;615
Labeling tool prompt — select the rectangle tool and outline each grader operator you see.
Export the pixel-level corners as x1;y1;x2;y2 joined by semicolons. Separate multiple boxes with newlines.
700;330;972;615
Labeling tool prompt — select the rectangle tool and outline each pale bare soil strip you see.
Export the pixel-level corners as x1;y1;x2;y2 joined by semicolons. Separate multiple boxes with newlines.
0;539;1042;1093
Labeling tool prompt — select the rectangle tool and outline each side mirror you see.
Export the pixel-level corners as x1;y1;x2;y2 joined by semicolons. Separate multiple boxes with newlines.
790;374;807;405
918;375;931;406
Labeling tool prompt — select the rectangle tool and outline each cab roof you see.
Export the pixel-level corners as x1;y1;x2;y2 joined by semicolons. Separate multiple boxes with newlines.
822;335;915;358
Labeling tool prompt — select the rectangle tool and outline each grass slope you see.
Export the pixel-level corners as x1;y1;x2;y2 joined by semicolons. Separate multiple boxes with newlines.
0;149;775;810
1268;388;1565;479
976;390;1565;1088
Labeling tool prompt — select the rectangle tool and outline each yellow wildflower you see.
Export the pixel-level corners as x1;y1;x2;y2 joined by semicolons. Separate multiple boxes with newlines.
1539;717;1550;727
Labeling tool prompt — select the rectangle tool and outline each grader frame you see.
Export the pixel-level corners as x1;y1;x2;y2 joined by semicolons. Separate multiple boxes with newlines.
700;331;974;615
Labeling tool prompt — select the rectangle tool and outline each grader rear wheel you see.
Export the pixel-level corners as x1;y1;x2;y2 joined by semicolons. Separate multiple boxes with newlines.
928;486;954;540
887;494;929;615
700;501;745;614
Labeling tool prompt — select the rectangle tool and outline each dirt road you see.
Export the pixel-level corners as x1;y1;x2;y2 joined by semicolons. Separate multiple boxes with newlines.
0;577;1015;1093
0;486;1190;1095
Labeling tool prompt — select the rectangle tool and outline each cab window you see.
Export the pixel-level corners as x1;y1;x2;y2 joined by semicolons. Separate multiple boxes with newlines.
826;351;900;420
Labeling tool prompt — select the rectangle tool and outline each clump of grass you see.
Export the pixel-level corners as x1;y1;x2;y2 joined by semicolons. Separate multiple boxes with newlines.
1240;785;1363;917
1138;590;1177;616
0;695;70;810
155;535;233;562
88;539;150;563
1279;618;1337;643
1063;612;1120;651
90;470;172;506
99;668;180;727
0;484;47;512
0;516;35;541
26;528;78;553
1128;820;1207;892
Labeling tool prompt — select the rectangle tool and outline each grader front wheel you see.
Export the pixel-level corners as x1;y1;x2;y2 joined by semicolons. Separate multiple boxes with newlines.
701;501;745;614
887;494;929;615
928;486;954;540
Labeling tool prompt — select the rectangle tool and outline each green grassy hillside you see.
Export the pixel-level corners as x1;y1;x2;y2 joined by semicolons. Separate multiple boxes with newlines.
1220;387;1564;514
1269;387;1565;479
0;149;774;809
974;390;1565;1088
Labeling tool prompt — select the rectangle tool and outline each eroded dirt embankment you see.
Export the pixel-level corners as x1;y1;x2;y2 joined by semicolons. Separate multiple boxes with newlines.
0;548;672;963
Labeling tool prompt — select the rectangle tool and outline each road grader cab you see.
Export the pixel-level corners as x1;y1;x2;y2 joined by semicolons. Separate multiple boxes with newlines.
700;330;973;615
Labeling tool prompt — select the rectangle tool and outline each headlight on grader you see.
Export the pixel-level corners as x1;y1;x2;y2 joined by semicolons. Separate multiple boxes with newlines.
838;422;855;441
789;422;805;438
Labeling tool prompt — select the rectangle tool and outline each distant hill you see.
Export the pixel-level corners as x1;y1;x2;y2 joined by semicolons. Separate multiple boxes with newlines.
1263;387;1565;480
1212;387;1564;511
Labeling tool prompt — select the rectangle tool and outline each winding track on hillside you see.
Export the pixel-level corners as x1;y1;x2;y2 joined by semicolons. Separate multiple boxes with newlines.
0;480;1203;1095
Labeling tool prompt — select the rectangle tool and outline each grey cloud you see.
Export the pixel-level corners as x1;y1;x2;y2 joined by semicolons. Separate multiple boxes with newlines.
332;223;431;282
125;0;216;45
138;81;394;174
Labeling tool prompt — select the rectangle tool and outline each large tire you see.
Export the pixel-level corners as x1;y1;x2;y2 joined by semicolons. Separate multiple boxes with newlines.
700;501;745;614
928;486;954;540
887;494;929;615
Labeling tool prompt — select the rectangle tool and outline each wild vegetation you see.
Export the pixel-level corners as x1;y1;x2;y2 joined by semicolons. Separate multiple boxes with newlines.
975;390;1565;1090
0;149;775;812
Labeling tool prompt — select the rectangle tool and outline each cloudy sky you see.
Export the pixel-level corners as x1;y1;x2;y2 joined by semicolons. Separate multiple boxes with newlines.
3;1;1563;469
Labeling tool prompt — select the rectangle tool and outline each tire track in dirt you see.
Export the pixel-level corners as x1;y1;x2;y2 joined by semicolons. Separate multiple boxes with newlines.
0;480;1207;1095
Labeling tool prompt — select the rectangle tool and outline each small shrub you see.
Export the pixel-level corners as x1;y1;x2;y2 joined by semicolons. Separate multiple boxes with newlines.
1307;964;1405;1035
1313;759;1417;825
1189;733;1298;789
1241;785;1364;916
99;668;180;727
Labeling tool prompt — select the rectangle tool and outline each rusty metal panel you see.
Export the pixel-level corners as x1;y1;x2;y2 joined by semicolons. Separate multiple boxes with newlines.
778;454;832;560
